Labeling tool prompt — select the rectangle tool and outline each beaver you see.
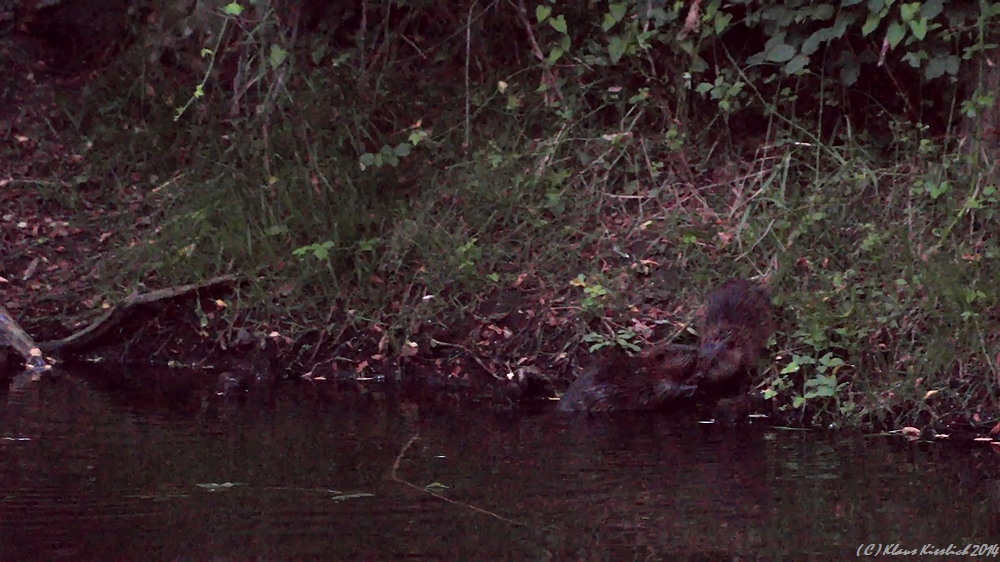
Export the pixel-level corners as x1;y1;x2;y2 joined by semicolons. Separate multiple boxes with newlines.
685;279;773;394
556;343;699;413
557;278;773;414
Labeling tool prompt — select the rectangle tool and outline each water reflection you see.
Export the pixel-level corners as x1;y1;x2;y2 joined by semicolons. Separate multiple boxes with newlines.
0;365;997;560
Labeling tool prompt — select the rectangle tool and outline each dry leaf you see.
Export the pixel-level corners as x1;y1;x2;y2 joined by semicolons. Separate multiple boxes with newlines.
400;341;418;357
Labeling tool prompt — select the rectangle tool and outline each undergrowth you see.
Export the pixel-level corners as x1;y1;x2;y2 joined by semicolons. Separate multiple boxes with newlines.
25;1;1000;430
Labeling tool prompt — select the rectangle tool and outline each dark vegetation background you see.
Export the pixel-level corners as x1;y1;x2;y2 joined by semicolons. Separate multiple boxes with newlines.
2;0;1000;429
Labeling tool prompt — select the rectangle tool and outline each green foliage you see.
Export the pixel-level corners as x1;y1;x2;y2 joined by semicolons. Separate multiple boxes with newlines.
36;0;1000;428
583;329;642;354
571;274;610;316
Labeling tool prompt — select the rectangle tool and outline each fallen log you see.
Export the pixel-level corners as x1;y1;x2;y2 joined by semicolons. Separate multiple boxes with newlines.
0;303;48;371
1;274;239;370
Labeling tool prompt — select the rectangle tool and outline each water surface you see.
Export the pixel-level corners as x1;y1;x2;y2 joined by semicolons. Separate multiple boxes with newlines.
1;367;997;560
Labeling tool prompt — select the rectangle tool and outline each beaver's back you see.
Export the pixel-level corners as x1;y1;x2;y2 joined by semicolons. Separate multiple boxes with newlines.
557;344;698;413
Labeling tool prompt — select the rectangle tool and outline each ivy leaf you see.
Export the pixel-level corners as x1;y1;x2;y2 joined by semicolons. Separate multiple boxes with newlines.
812;4;835;19
840;59;861;86
268;45;288;69
546;46;564;65
549;15;567;34
802;28;832;55
899;2;919;22
714;12;732;35
608;36;627;64
536;6;551;22
908;17;928;40
602;14;616;31
901;50;927;68
784;54;809;74
608;3;627;23
925;54;959;79
766;43;796;63
830;14;851;38
886;21;906;49
861;13;881;36
921;0;944;19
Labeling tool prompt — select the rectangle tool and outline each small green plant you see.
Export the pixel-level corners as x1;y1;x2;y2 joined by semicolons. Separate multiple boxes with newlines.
582;329;642;353
359;143;412;169
359;237;382;254
455;237;481;273
570;274;610;313
782;352;848;411
293;241;335;261
359;128;428;170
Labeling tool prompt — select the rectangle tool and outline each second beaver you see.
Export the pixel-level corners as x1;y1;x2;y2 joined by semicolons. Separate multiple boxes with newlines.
556;343;699;413
684;278;774;394
557;278;773;413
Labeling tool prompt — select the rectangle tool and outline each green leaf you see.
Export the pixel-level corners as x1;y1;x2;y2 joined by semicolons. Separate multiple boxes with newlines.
899;2;919;21
310;43;327;65
886;21;906;48
223;3;243;16
547;46;564;64
783;54;809;74
840;58;860;85
393;143;411;157
901;50;927;68
921;0;944;19
766;43;796;63
908;17;927;40
861;13;881;36
408;130;428;145
925;54;958;79
714;12;732;35
602;13;616;31
608;3;627;23
536;6;551;22
549;15;567;34
812;4;835;19
608;36;627;64
802;29;829;55
830;14;851;38
780;360;800;374
268;44;288;69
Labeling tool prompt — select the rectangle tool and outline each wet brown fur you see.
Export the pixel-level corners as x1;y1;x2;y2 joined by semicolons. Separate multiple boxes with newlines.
557;343;699;413
557;279;773;413
688;279;774;391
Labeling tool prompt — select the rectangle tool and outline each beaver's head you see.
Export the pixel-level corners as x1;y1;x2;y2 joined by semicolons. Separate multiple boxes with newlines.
691;324;748;385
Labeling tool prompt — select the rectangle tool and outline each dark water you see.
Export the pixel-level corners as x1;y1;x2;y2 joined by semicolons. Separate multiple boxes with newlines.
1;367;998;561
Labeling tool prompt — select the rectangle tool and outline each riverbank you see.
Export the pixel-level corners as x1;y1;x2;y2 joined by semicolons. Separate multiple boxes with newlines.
3;4;1000;434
